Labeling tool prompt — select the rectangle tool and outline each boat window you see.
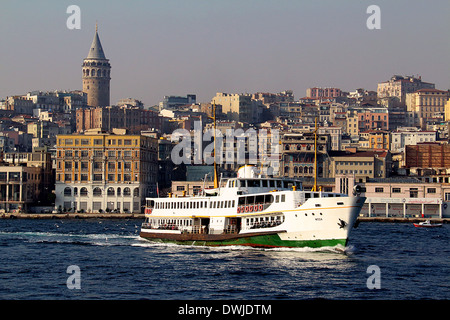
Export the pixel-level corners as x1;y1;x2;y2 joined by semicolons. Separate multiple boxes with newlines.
224;201;228;208
276;180;282;188
281;194;285;202
287;181;293;189
221;201;224;208
204;201;207;208
264;194;274;203
248;180;260;188
247;196;255;205
305;193;311;199
269;180;275;188
232;200;235;207
242;180;247;187
262;180;268;188
337;202;344;205
275;195;279;203
255;195;264;204
313;193;319;198
238;197;245;206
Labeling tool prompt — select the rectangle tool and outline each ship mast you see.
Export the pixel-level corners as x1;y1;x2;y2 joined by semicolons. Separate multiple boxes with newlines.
312;117;318;192
213;103;219;189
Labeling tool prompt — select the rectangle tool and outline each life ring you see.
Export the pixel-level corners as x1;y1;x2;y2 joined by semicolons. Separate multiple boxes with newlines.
254;205;258;212
245;206;249;213
249;205;253;212
237;207;241;213
259;204;263;211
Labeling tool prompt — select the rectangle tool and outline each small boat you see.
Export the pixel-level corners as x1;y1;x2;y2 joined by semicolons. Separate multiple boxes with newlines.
413;220;443;228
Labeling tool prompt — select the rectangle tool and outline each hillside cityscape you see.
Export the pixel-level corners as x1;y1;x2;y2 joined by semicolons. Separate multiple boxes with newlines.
1;26;450;219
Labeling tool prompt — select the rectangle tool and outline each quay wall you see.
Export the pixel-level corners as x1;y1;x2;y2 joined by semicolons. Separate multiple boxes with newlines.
0;213;145;219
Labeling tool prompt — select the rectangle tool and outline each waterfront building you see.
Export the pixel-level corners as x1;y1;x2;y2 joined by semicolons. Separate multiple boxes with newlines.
54;129;158;213
82;24;111;108
337;175;448;218
0;150;53;213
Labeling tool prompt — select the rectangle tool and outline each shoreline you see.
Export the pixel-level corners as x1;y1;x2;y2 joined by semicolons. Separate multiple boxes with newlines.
0;213;448;223
356;217;449;224
0;213;145;219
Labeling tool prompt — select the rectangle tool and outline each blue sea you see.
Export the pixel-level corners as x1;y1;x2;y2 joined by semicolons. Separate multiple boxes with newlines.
0;219;448;300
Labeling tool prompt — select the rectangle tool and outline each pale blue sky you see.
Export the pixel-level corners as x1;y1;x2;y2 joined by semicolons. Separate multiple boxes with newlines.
0;0;449;106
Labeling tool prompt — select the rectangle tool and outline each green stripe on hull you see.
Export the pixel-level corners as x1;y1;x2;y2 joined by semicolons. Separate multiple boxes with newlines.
143;233;347;248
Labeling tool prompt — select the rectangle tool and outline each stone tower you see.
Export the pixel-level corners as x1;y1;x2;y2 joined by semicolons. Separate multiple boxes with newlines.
82;24;111;107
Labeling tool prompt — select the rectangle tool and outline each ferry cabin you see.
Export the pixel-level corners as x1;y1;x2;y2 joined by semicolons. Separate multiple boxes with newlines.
143;177;347;235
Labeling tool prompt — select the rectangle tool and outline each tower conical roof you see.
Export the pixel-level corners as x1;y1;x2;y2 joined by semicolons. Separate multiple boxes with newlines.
86;24;107;60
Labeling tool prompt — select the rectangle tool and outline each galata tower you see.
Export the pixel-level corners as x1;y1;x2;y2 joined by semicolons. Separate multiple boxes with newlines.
82;24;111;107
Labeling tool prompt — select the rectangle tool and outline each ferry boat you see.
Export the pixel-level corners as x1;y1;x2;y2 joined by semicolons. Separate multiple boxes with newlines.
140;165;366;248
140;114;365;248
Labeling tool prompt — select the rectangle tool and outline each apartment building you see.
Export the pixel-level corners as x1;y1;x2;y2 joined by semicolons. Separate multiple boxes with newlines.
405;89;450;127
306;87;342;98
326;150;392;180
391;127;436;153
359;130;390;150
211;92;263;123
377;75;435;104
280;132;331;179
55;129;158;213
76;106;163;134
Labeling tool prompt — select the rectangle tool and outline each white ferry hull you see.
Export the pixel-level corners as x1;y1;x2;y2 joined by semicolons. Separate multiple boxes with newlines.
140;196;365;248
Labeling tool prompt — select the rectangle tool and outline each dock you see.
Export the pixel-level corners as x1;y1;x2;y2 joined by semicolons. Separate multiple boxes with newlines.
0;213;145;219
356;217;449;224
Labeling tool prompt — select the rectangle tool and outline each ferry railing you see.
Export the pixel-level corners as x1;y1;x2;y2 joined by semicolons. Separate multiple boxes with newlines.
180;225;207;234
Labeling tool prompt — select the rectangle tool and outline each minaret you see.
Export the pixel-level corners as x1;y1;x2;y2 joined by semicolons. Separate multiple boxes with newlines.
82;23;111;107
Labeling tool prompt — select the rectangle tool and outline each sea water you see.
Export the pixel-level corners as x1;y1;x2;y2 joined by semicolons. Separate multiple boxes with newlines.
0;219;448;300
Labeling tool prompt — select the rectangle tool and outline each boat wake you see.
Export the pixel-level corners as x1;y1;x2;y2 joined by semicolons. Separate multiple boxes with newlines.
0;230;141;247
133;237;355;255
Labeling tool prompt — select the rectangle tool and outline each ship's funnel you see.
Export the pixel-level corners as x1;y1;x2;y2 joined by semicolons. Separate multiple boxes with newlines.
237;165;259;178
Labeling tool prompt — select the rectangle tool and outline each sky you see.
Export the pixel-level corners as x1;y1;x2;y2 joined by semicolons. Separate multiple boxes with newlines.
0;0;449;107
